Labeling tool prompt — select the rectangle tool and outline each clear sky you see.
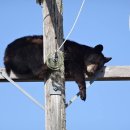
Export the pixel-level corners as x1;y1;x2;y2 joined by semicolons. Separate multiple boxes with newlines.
0;0;130;130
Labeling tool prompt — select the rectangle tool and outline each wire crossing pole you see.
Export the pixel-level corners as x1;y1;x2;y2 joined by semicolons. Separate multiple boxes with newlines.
43;0;66;130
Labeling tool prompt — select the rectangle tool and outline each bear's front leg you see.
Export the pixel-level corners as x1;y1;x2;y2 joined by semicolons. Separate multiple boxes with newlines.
75;76;86;101
68;63;86;101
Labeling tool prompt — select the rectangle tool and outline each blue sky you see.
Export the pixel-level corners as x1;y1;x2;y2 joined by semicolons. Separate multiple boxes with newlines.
0;0;130;130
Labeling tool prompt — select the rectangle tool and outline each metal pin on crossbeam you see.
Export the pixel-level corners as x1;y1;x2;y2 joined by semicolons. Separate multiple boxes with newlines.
0;70;45;110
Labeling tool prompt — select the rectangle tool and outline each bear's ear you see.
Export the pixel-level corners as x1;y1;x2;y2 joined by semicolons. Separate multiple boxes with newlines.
104;57;112;63
94;44;103;53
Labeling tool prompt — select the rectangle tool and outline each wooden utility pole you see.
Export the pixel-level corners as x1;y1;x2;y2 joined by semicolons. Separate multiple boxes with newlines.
43;0;66;130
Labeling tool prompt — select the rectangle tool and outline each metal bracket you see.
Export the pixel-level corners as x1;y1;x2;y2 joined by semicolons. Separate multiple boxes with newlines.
50;81;62;95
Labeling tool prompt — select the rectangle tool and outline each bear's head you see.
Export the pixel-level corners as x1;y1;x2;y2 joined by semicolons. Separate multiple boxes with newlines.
84;44;112;76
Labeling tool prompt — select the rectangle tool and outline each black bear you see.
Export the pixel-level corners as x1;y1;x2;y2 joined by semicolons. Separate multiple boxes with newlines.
4;35;112;101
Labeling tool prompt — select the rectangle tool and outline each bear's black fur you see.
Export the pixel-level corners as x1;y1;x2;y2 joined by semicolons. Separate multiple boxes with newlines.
4;35;111;101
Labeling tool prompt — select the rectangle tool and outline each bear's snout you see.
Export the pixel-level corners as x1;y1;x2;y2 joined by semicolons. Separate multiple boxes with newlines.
86;64;98;75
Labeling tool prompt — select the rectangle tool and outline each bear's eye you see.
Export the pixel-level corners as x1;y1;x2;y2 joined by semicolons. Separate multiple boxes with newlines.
87;55;98;62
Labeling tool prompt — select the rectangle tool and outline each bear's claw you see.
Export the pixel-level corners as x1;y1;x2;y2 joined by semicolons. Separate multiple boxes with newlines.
80;90;86;101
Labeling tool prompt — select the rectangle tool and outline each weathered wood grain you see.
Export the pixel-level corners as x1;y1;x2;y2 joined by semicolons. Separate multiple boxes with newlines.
43;0;66;130
1;66;130;82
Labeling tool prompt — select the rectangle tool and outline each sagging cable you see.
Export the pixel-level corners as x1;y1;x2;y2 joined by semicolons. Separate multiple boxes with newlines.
0;71;45;110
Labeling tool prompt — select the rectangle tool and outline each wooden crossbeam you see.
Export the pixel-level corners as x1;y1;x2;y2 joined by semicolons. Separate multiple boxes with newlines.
0;66;130;82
